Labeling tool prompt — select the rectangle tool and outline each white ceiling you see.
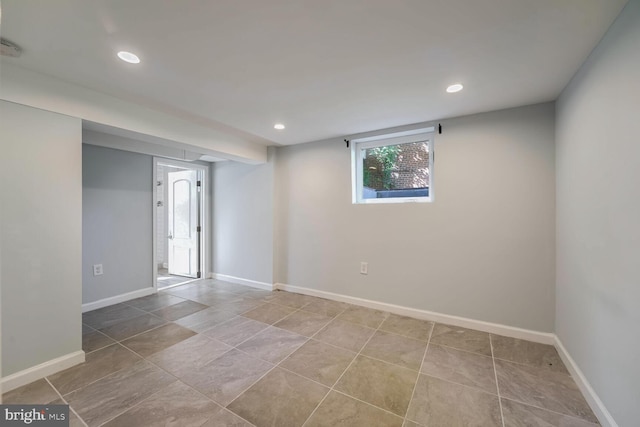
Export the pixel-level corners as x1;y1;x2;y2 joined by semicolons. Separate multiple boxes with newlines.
0;0;627;146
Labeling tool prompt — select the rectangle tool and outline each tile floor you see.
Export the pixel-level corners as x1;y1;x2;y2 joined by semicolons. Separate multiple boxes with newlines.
157;268;194;289
3;279;600;427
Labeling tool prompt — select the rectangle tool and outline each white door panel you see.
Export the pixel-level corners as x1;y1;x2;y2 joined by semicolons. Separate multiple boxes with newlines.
168;169;199;277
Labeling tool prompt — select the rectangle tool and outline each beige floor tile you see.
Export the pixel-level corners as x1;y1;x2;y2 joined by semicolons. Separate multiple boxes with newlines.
82;329;116;353
379;313;434;341
495;359;598;423
203;316;269;346
335;355;418;417
65;361;175;427
189;293;241;307
491;334;568;373
163;285;221;301
200;406;254;427
101;381;219;427
301;298;349;317
150;300;208;321
98;312;166;341
227;368;328;427
314;319;376;352
174;307;237;332
237;326;307;363
274;309;332;337
361;330;427;371
403;420;422;427
305;390;403;427
218;298;265;314
82;304;145;329
270;292;316;309
2;378;59;404
429;323;492;356
336;305;389;328
406;374;502;426
211;280;249;293
148;334;232;378
241;303;296;324
280;339;356;387
48;344;141;395
121;323;196;357
125;293;185;312
421;344;497;394
182;349;273;406
501;398;600;427
232;288;274;300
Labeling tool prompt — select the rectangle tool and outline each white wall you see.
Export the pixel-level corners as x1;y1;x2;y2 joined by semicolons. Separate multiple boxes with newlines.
0;100;82;376
82;144;154;303
556;1;640;425
276;103;556;332
212;148;275;284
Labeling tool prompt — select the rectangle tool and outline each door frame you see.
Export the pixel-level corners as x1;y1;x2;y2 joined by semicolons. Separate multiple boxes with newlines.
152;157;208;292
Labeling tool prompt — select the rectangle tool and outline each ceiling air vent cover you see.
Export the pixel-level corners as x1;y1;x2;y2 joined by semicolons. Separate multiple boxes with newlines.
1;38;22;57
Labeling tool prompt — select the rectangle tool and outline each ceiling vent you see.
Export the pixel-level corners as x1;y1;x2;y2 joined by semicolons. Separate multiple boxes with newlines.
1;38;22;57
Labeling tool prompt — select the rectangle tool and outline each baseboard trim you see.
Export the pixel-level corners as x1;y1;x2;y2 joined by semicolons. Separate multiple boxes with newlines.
211;273;275;291
274;283;555;344
1;351;85;394
554;336;618;427
82;287;156;313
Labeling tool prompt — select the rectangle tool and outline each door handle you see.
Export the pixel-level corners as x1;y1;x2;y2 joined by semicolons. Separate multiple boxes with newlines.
168;233;173;240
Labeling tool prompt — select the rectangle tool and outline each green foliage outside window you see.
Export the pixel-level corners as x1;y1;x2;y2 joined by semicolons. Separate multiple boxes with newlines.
363;145;400;190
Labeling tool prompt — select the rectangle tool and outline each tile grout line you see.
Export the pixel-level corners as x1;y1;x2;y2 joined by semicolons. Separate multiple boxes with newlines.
73;284;269;426
112;342;258;427
301;312;390;427
403;321;435;426
499;396;601;425
222;300;347;424
490;334;506;427
219;299;318;409
70;294;335;425
95;382;173;427
52;342;147;398
45;377;89;427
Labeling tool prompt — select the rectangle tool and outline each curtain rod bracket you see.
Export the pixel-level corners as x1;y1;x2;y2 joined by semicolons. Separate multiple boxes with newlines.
438;124;442;134
345;139;350;148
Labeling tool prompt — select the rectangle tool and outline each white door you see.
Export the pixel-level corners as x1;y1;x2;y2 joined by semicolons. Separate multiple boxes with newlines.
168;169;200;278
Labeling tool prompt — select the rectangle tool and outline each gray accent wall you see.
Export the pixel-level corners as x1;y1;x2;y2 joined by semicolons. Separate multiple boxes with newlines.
82;144;153;303
275;103;556;332
0;100;82;376
556;1;640;425
212;148;275;284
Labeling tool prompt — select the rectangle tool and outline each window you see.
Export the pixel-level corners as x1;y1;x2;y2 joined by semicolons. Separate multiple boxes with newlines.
352;127;434;204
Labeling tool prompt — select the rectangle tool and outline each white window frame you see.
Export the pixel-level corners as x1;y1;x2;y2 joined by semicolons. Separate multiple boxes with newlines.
351;127;435;204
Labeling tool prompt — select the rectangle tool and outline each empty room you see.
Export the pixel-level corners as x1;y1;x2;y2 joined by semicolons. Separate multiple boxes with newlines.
1;1;638;426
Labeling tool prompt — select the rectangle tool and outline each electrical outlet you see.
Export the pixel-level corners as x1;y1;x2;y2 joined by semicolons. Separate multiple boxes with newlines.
360;262;368;275
93;264;103;276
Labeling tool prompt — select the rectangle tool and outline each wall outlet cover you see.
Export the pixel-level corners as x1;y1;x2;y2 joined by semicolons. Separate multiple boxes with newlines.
93;264;103;276
360;262;368;275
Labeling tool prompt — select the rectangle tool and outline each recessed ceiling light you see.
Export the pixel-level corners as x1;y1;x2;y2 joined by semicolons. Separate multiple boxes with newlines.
446;83;463;93
117;51;140;64
274;123;285;130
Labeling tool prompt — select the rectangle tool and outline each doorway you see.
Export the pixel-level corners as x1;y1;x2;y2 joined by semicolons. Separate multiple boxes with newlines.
153;158;207;290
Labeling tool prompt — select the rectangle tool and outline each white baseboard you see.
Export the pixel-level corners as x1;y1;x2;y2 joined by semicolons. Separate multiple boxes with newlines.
554;336;618;427
211;273;275;291
82;287;156;313
1;351;85;394
274;283;555;345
